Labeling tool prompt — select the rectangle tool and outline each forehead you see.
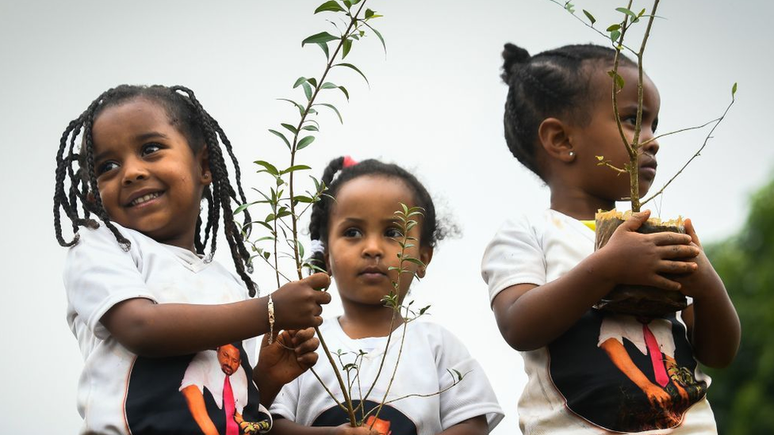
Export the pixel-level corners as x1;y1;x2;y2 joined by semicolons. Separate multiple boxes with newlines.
92;99;177;143
588;65;660;104
332;175;416;215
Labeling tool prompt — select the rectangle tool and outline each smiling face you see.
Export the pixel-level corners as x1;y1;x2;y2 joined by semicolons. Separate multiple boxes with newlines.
91;98;210;251
325;175;433;312
569;64;661;210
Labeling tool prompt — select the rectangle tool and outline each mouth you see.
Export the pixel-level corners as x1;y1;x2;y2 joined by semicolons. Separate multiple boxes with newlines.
359;266;387;279
126;191;163;207
639;157;658;179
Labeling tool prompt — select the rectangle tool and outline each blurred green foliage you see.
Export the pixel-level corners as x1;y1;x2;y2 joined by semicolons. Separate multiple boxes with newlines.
705;173;774;434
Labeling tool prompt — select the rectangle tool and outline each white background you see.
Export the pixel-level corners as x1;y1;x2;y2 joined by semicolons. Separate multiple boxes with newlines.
1;1;772;433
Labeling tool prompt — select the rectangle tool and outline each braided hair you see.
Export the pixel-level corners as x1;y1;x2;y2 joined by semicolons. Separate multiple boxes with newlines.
501;43;636;180
308;157;444;272
53;84;257;296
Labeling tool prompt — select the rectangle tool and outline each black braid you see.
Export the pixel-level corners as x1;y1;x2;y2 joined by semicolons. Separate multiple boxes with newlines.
308;157;445;273
501;43;636;180
53;84;257;296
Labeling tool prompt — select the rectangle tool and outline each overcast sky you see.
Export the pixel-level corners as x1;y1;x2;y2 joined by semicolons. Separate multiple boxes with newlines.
2;1;772;433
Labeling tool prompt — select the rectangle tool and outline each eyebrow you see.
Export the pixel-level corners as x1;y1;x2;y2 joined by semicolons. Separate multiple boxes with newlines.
93;131;169;163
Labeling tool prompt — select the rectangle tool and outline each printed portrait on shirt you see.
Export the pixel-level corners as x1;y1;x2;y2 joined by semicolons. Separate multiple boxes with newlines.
548;309;708;432
124;342;270;434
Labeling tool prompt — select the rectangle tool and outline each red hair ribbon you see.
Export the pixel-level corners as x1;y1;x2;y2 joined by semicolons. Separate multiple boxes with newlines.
343;156;358;168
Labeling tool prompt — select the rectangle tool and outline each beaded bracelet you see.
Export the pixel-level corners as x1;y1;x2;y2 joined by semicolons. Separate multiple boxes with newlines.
267;294;275;345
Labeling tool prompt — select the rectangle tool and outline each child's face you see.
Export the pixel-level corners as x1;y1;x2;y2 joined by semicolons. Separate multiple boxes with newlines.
325;175;433;309
91;98;210;250
570;65;661;204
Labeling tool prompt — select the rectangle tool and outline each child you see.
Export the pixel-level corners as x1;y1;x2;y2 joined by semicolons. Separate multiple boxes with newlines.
270;157;504;434
53;84;332;435
482;44;741;434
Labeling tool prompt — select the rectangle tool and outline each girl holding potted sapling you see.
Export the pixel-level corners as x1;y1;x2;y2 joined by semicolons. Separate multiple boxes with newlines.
481;43;740;433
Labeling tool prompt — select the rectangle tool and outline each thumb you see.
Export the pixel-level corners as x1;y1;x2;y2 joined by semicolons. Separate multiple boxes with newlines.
684;218;702;248
302;272;332;291
621;209;651;231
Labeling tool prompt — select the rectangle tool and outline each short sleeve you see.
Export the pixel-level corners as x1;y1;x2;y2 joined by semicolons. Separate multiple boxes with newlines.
179;351;208;393
64;226;156;340
481;215;546;303
433;325;504;431
268;372;301;421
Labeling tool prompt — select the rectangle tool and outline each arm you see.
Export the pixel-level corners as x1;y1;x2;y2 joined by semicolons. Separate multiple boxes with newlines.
676;219;741;368
100;273;331;357
492;210;700;350
599;338;671;409
437;415;488;435
181;385;220;435
254;328;320;408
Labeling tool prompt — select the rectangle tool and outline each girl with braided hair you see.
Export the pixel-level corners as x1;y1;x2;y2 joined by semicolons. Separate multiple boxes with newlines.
54;85;332;435
482;44;739;433
269;156;503;435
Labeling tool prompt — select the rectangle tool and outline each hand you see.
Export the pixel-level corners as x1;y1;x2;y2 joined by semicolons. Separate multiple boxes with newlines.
601;210;700;291
671;218;715;299
641;382;672;410
271;273;332;330
257;328;320;387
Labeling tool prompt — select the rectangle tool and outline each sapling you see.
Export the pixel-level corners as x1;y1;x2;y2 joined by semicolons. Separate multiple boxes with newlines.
240;1;463;427
551;0;736;316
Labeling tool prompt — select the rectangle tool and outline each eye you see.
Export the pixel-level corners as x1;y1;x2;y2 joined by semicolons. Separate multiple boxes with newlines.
651;117;659;134
343;227;363;238
96;160;119;176
385;227;404;239
621;114;637;126
141;143;162;156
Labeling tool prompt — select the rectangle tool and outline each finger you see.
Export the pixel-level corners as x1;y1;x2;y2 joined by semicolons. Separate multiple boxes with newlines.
621;210;651;231
314;289;333;305
294;337;320;355
651;232;693;246
291;327;316;345
648;274;683;292
684;218;702;248
657;245;700;260
296;349;320;368
657;259;698;275
303;272;331;291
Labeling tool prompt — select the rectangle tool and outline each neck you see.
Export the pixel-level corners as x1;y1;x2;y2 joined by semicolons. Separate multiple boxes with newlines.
549;186;616;220
339;302;405;339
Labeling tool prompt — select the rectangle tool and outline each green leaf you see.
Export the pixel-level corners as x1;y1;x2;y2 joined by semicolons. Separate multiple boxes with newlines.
338;85;350;100
732;82;738;97
615;7;638;19
582;9;596;25
607;70;625;90
302;125;319;132
307;78;318;88
293;77;307;88
302;82;313;101
609;29;621;43
316;42;330;59
365;8;374;18
297;240;305;259
293;195;315;203
281;123;298;135
606;24;621;32
277;98;306;116
314;0;345;13
254;160;279;176
321;82;338;89
370;26;386;54
297;135;316;150
342;38;352;59
316;103;343;123
234;201;257;215
281;165;312;175
268;129;291;150
333;62;370;86
302;31;339;46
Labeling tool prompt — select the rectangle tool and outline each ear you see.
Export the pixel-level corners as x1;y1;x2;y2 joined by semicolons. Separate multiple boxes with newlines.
416;246;434;278
197;148;212;185
538;117;576;163
324;252;333;276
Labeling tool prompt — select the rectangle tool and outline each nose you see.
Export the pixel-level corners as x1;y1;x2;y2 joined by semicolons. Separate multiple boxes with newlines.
121;158;148;186
641;129;659;156
362;235;383;259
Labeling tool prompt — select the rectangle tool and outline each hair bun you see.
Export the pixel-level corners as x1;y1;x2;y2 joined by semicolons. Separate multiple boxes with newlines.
501;43;531;83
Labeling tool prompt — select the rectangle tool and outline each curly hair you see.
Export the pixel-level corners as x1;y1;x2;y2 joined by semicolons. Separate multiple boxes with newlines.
53;85;257;295
501;43;636;180
307;157;445;272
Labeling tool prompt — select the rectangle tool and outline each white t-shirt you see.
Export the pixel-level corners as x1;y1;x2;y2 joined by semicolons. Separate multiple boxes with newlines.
270;318;504;434
481;209;716;434
64;223;270;434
